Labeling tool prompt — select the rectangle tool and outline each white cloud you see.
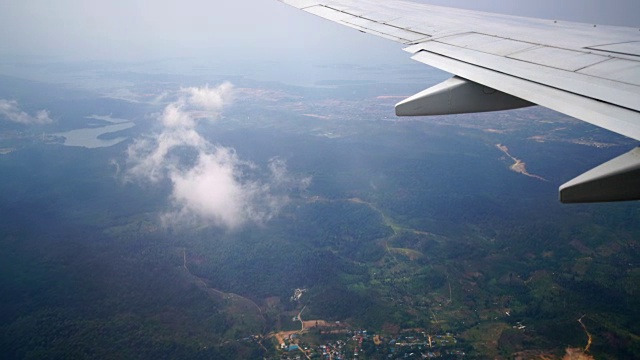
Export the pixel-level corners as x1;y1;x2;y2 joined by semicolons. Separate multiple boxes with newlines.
126;82;309;230
184;83;234;112
167;148;263;229
0;99;52;124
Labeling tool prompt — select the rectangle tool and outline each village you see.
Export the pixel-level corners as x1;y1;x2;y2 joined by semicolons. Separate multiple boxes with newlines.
273;327;464;359
257;288;468;359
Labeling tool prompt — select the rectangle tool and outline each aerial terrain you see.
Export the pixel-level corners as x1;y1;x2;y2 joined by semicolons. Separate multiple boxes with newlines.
0;58;639;360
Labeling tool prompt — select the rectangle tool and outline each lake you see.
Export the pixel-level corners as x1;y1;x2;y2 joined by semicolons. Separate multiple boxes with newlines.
53;115;136;149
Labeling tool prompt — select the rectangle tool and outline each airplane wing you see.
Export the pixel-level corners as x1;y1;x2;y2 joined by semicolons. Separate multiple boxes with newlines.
279;0;640;203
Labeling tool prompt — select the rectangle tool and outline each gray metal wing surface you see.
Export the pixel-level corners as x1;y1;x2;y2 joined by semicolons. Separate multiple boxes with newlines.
279;0;640;203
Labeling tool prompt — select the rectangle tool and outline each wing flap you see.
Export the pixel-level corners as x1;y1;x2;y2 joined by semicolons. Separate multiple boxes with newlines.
405;41;640;113
588;41;640;57
435;33;538;56
579;58;640;86
507;46;609;72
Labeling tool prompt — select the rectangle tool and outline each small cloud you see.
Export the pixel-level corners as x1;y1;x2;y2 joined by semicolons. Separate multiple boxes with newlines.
166;148;267;229
160;102;197;128
126;82;309;230
0;99;52;124
183;83;234;112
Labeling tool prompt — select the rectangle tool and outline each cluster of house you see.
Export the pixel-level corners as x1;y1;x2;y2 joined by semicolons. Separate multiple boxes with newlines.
279;332;357;359
277;329;464;359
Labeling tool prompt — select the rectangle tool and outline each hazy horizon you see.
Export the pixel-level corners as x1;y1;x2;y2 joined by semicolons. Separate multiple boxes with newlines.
0;0;637;64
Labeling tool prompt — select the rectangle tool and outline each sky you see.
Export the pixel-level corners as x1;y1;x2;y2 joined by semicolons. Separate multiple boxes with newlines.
0;0;637;64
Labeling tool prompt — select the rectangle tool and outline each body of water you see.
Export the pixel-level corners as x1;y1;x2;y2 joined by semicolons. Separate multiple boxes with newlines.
53;115;135;148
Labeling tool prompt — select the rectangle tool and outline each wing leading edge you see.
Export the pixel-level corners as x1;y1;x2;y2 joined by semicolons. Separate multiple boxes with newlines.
279;0;640;203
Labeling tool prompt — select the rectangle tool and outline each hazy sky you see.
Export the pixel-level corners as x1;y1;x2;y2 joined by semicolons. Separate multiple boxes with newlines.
0;0;637;64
